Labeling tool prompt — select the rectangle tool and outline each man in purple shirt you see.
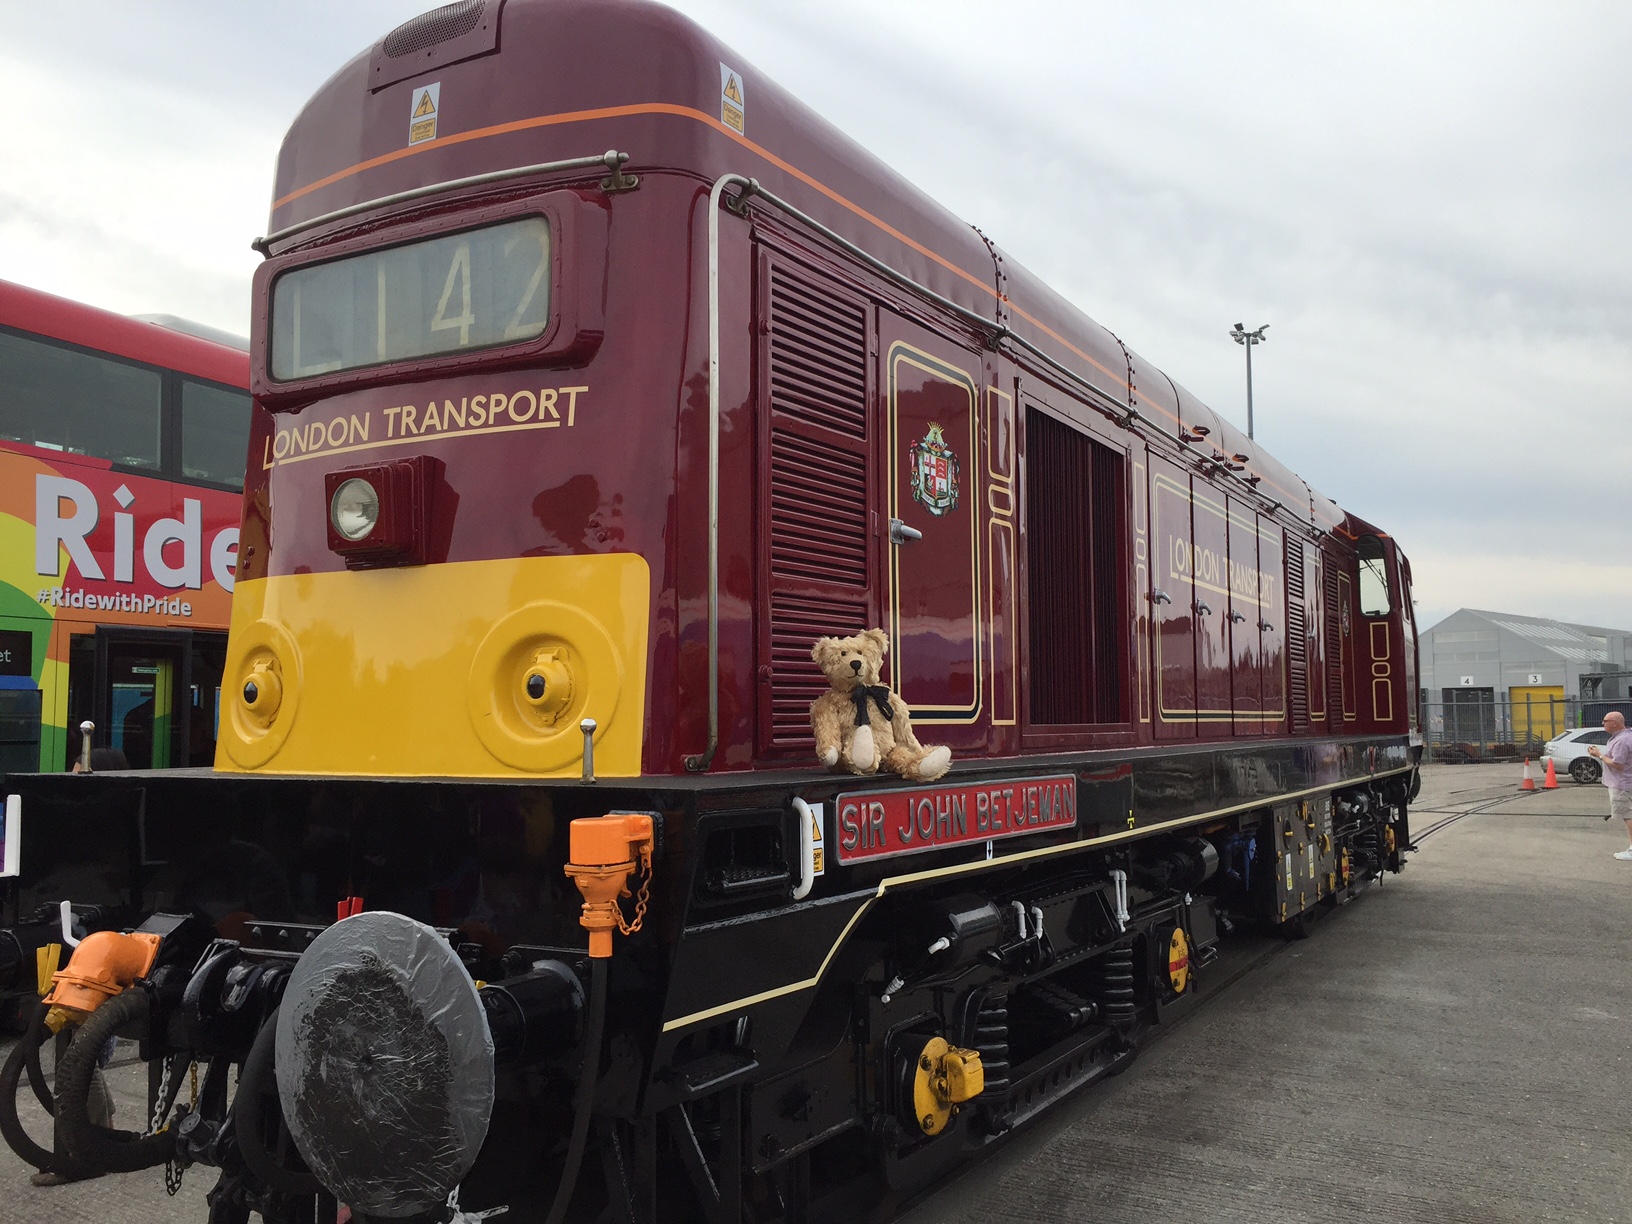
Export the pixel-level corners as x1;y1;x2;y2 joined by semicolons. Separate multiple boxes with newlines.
1589;711;1632;859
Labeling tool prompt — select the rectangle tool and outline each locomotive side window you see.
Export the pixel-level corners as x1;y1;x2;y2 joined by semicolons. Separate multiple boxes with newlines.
1357;533;1391;616
269;216;552;380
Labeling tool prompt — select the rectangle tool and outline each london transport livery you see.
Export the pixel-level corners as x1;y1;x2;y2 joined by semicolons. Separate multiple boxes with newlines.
0;280;252;774
0;3;1421;1221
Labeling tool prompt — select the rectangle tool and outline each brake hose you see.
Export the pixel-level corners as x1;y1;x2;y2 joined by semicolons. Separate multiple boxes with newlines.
543;956;607;1224
0;1002;94;1178
54;989;175;1173
233;1007;321;1196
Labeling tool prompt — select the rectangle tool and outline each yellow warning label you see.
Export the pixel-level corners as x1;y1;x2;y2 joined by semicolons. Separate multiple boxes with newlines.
719;63;745;134
408;81;442;147
812;847;824;873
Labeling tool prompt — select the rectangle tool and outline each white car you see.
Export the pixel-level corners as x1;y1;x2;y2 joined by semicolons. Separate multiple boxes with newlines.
1542;727;1611;783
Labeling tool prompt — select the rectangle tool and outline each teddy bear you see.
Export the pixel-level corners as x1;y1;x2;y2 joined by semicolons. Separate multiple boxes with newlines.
810;629;952;782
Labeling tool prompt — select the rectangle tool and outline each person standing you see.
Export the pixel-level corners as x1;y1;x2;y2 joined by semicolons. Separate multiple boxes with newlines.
1589;711;1632;859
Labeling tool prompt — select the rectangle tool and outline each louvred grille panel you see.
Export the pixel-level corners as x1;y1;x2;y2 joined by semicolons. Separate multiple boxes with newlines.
768;594;871;746
1286;540;1309;731
768;266;868;440
759;250;875;754
769;430;867;587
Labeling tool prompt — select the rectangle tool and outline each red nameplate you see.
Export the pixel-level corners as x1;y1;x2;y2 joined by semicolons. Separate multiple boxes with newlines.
835;774;1078;864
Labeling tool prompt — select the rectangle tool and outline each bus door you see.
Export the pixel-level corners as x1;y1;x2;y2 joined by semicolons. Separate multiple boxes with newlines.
0;621;43;772
89;627;195;769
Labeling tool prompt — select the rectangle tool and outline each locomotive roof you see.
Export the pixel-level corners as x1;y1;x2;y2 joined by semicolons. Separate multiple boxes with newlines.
267;0;1375;540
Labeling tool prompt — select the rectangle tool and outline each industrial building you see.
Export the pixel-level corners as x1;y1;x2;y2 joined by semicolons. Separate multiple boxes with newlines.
1420;608;1632;747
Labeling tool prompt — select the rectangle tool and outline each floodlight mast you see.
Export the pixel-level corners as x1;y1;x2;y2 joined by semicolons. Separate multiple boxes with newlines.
1229;322;1269;440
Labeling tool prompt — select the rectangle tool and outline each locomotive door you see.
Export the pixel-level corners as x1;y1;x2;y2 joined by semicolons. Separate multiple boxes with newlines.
880;314;980;724
1190;487;1231;724
1257;515;1287;729
1148;455;1196;739
1227;499;1263;732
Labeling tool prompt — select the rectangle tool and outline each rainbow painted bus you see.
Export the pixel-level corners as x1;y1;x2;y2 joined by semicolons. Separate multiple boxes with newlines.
0;280;251;772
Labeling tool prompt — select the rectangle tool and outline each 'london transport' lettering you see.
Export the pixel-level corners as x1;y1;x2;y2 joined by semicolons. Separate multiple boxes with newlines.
262;383;589;469
835;774;1078;864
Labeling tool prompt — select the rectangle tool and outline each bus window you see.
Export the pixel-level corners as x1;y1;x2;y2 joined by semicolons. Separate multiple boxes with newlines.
1358;534;1391;617
0;329;161;470
181;379;253;489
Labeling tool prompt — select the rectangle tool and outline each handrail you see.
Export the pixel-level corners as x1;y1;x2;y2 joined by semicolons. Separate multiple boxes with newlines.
683;173;745;771
251;150;638;255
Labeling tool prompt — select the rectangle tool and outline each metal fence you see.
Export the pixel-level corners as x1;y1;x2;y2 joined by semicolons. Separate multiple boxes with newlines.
1421;696;1607;762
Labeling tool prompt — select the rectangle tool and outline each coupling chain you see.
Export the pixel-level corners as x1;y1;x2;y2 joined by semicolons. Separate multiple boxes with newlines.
616;855;652;936
146;1055;174;1137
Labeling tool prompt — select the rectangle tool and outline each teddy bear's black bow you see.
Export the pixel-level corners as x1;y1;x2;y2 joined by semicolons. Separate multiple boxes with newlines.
851;685;895;727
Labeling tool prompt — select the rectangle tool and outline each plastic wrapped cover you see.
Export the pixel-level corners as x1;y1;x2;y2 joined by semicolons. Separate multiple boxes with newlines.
275;911;494;1218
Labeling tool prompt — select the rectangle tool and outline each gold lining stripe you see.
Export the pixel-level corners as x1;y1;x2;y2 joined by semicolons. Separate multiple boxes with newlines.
659;763;1413;1031
265;416;567;468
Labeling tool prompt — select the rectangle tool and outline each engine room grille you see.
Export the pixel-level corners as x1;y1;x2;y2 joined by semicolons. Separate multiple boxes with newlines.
767;594;871;746
384;0;485;57
1324;557;1343;722
1025;408;1126;725
767;264;868;440
769;430;867;587
1286;540;1309;731
758;251;875;754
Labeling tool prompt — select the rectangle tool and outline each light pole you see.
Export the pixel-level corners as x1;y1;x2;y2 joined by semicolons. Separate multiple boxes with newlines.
1229;322;1268;440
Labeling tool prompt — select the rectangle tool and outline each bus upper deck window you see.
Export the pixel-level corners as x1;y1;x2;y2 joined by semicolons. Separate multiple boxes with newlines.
269;216;551;381
181;380;253;489
0;330;161;469
1358;534;1391;617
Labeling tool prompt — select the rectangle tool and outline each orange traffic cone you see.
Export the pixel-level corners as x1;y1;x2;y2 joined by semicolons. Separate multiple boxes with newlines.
1521;759;1536;790
1543;757;1559;789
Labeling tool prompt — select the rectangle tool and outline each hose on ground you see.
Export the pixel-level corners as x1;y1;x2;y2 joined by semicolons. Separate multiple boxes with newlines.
543;956;607;1224
0;1002;94;1177
55;988;175;1173
233;1006;321;1197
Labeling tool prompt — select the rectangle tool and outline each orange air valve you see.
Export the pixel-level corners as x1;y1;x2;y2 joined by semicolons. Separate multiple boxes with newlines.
563;813;655;958
43;929;162;1016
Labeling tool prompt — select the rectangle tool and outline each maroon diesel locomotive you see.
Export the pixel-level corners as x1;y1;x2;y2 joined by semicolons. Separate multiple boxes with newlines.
0;2;1421;1220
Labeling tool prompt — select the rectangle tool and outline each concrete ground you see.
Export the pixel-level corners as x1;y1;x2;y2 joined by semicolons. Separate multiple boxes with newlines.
2;763;1628;1222
902;762;1632;1224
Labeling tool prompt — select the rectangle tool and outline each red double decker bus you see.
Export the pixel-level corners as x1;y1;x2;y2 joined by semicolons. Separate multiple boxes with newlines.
0;280;252;771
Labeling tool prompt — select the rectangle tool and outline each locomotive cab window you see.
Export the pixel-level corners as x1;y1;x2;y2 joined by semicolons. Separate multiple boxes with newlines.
1357;534;1391;617
269;216;551;380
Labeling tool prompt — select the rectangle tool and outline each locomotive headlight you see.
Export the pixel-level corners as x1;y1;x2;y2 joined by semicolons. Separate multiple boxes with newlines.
330;478;380;541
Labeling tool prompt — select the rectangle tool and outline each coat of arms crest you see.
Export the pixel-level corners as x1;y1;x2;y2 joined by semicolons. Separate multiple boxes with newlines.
908;423;960;516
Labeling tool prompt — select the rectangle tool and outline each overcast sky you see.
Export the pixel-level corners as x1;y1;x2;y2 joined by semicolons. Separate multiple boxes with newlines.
5;1;1631;633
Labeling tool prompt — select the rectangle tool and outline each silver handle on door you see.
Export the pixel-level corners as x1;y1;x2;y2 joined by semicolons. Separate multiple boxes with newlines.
1228;610;1247;624
889;518;923;545
1151;589;1172;605
1195;600;1212;616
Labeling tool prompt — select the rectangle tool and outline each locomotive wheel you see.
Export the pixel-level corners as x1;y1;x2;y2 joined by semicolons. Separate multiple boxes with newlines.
1280;912;1311;941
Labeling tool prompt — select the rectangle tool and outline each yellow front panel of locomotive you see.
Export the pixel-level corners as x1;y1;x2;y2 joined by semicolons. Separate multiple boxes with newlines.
216;553;649;777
